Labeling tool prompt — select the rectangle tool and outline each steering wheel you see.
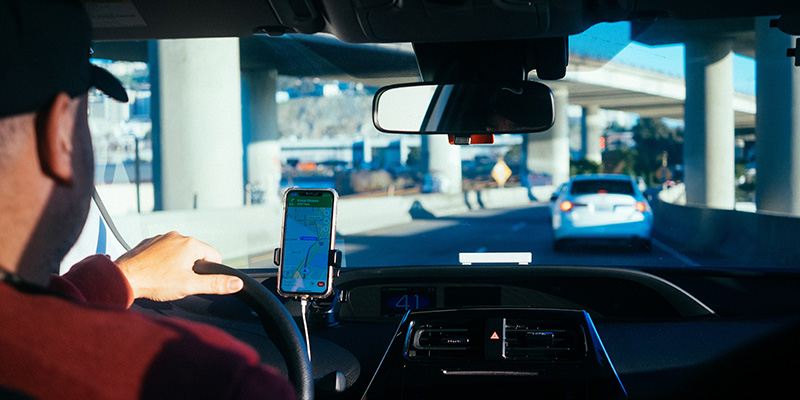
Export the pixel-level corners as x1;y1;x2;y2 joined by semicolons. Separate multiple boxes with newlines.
193;261;314;400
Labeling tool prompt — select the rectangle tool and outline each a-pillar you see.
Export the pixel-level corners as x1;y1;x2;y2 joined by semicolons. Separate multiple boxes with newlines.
683;38;735;209
755;18;800;215
242;69;282;205
581;105;603;164
150;38;244;210
526;86;570;186
421;135;462;194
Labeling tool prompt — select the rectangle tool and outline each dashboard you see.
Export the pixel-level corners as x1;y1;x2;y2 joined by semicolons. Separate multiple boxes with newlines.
362;308;627;399
332;265;716;321
133;264;800;399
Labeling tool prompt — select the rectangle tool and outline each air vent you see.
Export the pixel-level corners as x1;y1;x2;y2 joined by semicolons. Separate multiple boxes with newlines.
504;319;588;361
407;321;483;360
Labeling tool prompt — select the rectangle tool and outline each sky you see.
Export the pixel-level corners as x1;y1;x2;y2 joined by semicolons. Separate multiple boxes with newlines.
570;21;756;96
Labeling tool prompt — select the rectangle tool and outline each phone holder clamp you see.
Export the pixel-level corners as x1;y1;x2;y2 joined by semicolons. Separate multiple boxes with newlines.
273;248;342;270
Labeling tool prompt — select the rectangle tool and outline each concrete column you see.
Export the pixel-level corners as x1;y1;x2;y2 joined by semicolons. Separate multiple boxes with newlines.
684;38;735;209
755;18;800;215
353;140;372;167
419;84;462;194
421;135;462;194
243;69;282;205
154;38;244;210
526;86;570;186
581;105;603;163
388;138;409;166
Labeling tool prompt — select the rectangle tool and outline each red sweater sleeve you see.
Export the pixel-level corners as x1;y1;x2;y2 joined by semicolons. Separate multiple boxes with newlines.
49;254;134;309
28;256;297;400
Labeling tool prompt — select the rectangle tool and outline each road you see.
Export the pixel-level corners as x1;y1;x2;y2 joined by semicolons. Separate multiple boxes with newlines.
339;203;704;269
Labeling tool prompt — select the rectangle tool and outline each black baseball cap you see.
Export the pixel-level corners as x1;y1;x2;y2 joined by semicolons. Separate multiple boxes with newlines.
0;0;128;119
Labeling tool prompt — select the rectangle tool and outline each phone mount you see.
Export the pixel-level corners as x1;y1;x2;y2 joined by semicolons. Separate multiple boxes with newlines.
273;248;343;271
272;247;343;362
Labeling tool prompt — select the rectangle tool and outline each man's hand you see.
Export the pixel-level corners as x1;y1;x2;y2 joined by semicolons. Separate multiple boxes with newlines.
115;231;244;302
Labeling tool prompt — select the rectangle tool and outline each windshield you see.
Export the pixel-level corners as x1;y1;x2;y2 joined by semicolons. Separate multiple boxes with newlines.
68;19;798;273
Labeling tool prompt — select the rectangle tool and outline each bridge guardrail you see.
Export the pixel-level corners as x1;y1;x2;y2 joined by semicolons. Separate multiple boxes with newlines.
656;185;800;267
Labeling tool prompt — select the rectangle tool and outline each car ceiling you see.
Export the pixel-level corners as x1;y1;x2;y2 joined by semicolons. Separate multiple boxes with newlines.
87;0;800;43
90;35;420;87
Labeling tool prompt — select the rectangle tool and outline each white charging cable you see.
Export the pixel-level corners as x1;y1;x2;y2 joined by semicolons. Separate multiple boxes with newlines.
299;297;312;361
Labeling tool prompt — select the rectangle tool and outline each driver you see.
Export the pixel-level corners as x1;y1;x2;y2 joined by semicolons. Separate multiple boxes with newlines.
0;1;296;399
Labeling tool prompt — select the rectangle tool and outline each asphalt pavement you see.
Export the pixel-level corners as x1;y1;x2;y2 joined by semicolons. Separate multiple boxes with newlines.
339;203;705;269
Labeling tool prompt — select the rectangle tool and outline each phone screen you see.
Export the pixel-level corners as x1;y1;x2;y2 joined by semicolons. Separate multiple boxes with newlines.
279;189;336;296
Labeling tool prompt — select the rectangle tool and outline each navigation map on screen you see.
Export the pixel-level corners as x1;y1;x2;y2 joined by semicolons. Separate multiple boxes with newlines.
281;191;334;294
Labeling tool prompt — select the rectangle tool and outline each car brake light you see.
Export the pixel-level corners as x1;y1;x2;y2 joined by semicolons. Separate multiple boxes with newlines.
560;201;573;212
636;202;647;212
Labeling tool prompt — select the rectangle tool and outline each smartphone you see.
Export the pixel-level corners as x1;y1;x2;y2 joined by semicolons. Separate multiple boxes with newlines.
277;188;338;298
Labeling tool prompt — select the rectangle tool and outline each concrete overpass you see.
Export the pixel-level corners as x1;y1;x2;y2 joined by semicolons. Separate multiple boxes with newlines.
557;55;756;127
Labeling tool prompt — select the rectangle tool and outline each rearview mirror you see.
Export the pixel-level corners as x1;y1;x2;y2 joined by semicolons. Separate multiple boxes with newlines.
373;82;554;134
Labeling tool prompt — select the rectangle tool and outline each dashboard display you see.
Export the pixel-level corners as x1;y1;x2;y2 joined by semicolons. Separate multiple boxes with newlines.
444;286;501;307
381;287;436;317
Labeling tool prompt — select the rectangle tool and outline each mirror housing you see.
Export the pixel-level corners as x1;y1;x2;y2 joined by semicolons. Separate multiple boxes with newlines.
372;81;555;135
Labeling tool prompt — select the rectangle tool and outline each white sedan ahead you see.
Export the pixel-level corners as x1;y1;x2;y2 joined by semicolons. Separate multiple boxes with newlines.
551;174;653;251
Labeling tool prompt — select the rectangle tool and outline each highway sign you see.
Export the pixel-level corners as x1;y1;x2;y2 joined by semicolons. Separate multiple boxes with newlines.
491;159;512;187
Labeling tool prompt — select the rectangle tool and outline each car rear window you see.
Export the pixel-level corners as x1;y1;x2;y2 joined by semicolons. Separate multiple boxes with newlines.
570;180;635;195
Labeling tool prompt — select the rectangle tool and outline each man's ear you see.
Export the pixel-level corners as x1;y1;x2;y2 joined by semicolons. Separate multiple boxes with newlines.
36;92;78;186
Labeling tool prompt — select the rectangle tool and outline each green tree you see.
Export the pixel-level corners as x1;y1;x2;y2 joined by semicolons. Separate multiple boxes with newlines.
631;118;683;185
570;158;602;176
602;148;638;176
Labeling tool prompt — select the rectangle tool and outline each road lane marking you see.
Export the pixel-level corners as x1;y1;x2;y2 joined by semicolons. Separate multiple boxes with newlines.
652;238;701;267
